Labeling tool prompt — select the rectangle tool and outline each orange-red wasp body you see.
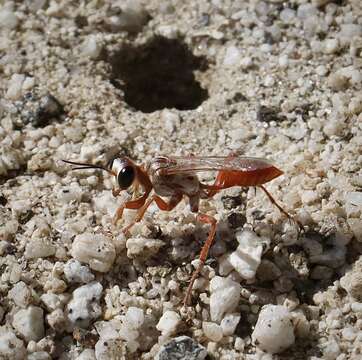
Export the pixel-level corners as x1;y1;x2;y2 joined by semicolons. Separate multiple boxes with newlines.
63;154;296;306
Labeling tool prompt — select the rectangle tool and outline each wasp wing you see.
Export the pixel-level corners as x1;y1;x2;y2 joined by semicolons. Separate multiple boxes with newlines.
153;156;277;175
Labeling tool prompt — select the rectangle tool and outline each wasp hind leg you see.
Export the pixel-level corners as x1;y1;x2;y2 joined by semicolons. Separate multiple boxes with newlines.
259;185;304;233
183;213;217;306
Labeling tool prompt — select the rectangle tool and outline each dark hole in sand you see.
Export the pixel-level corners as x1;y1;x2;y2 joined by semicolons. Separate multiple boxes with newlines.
109;36;209;113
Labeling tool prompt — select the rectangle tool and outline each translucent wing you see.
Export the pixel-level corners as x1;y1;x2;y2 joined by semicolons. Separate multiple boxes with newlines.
151;156;277;175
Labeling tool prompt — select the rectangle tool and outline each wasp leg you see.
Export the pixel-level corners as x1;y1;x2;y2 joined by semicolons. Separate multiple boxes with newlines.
184;213;217;306
113;195;149;225
122;194;182;234
259;185;304;232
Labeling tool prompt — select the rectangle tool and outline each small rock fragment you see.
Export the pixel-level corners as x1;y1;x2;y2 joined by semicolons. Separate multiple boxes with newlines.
257;259;282;282
323;38;340;54
202;322;223;342
156;311;181;336
209;276;241;323
321;337;341;360
106;1;149;33
71;233;116;273
0;8;18;29
40;293;62;311
124;307;144;329
25;238;56;259
0;331;26;360
223;46;242;66
347;218;362;242
27;351;51;360
81;36;102;59
12;306;45;342
64;259;95;284
46;309;67;331
33;94;64;128
161;109;180;134
252;305;295;354
220;313;241;336
228;230;268;280
126;236;164;258
340;256;362;301
155;336;207;360
6;74;25;100
327;72;349;91
8;281;32;308
67;282;103;328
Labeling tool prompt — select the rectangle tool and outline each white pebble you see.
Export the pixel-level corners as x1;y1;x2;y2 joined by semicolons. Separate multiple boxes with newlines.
25;238;56;259
12;306;45;342
340;257;362;301
40;293;62;311
106;1;148;33
223;46;242;66
220;313;241;336
27;351;51;360
316;65;328;76
348;96;362;115
209;276;241;323
47;309;67;331
0;331;26;360
126;236;164;258
263;75;275;87
22;77;35;91
345;192;362;211
57;182;82;203
125;307;144;329
351;302;362;312
228;230;268;280
67;282;103;327
278;55;289;68
0;9;18;29
161;109;180;134
324;38;340;54
252;305;295;354
8;281;32;308
93;190;119;218
156;310;181;336
297;4;316;19
81;36;102;59
240;56;253;69
6;74;25;100
321;338;341;360
202;322;223;342
301;190;319;205
339;24;362;44
64;259;95;284
348;219;362;242
280;8;295;23
234;337;245;351
71;233;116;272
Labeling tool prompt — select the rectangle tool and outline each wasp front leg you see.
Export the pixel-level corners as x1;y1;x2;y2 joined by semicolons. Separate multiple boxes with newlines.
112;197;149;226
122;194;183;234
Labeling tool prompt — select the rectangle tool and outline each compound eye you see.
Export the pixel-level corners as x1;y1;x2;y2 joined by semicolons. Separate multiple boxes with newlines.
117;165;135;189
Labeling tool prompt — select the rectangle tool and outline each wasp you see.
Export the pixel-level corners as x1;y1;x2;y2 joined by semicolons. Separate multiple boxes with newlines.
63;154;300;305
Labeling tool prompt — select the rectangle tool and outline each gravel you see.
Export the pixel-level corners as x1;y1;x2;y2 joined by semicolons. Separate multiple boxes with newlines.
1;0;362;358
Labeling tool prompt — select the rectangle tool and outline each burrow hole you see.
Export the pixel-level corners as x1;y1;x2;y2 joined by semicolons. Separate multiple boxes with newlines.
109;36;209;113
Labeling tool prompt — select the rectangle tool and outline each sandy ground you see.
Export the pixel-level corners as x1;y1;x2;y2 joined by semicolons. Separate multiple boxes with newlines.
1;0;362;359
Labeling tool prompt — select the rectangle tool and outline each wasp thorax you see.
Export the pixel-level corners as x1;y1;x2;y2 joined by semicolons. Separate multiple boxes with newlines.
111;158;135;189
